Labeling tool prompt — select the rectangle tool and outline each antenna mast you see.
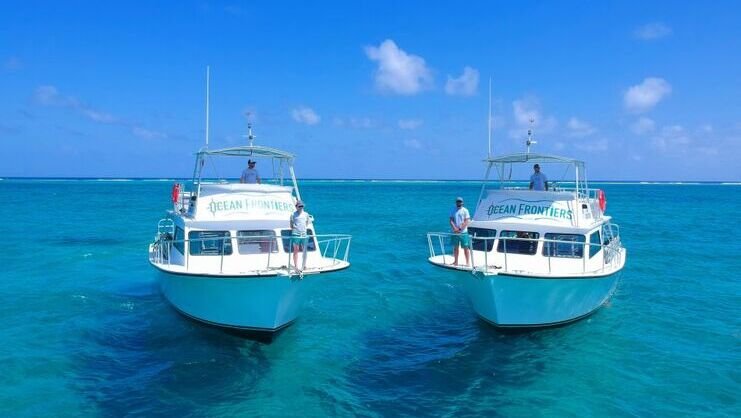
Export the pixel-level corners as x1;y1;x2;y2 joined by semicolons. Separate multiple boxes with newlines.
487;77;492;159
526;118;537;154
244;112;256;146
205;66;210;147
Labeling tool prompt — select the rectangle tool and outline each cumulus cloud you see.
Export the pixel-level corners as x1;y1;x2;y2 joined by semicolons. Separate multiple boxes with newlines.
34;85;76;107
403;139;422;149
574;138;609;152
35;85;117;123
566;117;596;137
33;84;166;139
333;116;375;129
634;23;672;40
350;117;373;128
4;56;23;71
509;96;557;138
652;124;690;150
630;117;656;135
365;39;433;95
291;106;320;125
82;109;117;124
445;66;479;96
132;127;167;140
398;118;423;130
624;77;672;113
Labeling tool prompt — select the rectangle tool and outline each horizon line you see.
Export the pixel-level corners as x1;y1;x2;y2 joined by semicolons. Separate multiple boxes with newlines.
1;176;739;183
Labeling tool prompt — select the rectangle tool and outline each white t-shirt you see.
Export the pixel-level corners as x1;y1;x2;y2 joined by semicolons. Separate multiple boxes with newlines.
241;168;260;184
291;211;311;236
449;207;471;233
530;172;548;190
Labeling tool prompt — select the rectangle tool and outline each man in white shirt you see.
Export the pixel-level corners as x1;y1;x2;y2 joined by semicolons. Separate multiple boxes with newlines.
240;160;261;184
290;200;312;271
529;164;548;191
449;197;471;266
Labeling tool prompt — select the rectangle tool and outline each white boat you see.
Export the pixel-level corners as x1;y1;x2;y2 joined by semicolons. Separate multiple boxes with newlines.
148;122;351;333
427;128;626;328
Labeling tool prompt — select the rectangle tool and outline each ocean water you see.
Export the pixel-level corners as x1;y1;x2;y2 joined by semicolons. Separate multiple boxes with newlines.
0;179;738;417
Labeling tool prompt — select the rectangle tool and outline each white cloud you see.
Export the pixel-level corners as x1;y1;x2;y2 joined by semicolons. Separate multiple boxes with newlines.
334;116;375;129
132;126;167;140
634;23;672;40
34;84;167;139
509;97;557;138
350;117;373;129
364;39;433;95
630;117;656;135
34;85;115;124
445;66;479;96
4;56;22;71
398;118;423;130
574;138;609;152
652;124;690;150
403;139;422;149
291;106;320;125
34;85;75;107
513;98;539;126
566;117;596;137
82;109;117;124
624;77;672;113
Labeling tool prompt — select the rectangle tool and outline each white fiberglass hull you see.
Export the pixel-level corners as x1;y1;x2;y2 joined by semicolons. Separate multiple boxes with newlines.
462;272;620;327
158;271;307;332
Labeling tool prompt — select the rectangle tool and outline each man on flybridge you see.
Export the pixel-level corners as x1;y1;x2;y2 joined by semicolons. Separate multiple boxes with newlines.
529;164;548;191
240;159;261;184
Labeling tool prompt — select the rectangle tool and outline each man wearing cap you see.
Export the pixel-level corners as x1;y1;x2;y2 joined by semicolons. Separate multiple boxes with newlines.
240;160;261;184
290;200;312;271
529;164;548;191
449;197;471;266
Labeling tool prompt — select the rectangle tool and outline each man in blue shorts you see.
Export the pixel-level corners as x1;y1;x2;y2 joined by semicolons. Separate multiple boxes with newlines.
449;197;471;266
290;200;311;271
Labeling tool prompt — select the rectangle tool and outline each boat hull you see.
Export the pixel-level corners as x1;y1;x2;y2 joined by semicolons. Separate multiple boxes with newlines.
158;271;307;332
462;271;621;327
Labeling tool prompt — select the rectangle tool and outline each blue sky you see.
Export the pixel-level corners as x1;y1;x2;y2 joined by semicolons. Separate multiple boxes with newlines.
1;1;739;180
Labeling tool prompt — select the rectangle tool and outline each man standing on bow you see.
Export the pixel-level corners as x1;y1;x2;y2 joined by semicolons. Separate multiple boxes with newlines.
449;197;471;266
290;200;312;271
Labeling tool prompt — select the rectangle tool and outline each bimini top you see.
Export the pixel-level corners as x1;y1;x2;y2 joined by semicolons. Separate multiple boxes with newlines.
196;145;295;160
484;152;584;167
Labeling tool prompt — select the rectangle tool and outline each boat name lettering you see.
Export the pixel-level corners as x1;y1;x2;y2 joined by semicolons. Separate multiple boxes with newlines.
487;203;572;220
208;198;293;215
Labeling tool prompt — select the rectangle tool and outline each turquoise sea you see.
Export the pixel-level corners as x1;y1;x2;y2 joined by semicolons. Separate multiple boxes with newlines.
0;179;738;417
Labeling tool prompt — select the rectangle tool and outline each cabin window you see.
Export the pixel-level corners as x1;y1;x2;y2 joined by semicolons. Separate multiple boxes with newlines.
188;231;233;256
497;231;540;255
237;230;278;254
469;227;497;252
280;229;317;252
173;227;185;254
543;233;585;258
589;231;602;258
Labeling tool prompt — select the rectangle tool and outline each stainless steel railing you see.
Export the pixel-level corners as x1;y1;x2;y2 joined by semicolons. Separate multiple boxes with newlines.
150;233;351;275
426;230;623;276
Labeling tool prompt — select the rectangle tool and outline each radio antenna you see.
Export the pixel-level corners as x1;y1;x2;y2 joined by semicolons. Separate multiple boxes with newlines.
205;66;210;147
487;77;492;159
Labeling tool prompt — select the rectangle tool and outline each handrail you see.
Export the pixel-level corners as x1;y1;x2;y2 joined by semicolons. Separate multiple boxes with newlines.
426;229;623;276
150;233;351;275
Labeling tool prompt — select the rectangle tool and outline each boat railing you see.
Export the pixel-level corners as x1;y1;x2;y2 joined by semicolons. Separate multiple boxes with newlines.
426;231;623;276
498;186;596;200
150;233;351;275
